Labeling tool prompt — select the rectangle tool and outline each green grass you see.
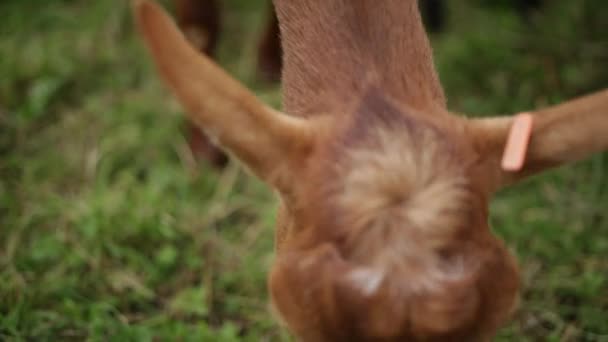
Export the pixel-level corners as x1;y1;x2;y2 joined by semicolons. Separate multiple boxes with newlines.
1;0;606;341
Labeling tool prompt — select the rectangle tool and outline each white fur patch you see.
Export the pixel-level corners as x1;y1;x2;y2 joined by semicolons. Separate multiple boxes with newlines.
347;268;385;296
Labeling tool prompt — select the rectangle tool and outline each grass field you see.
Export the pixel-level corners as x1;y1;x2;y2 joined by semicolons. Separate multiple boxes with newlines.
1;0;607;341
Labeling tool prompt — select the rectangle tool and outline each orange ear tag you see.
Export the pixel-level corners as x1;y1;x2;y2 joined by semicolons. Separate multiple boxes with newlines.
501;113;534;172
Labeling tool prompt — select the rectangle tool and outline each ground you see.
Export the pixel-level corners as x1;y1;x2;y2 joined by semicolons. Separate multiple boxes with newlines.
1;0;606;341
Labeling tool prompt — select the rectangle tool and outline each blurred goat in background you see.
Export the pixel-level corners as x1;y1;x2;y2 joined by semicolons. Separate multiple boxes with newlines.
174;0;281;166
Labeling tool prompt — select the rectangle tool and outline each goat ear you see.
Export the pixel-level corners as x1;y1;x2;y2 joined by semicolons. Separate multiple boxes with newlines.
469;89;608;190
132;0;315;189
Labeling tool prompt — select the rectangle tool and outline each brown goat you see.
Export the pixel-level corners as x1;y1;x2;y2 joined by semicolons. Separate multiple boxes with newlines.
133;0;608;340
173;0;281;166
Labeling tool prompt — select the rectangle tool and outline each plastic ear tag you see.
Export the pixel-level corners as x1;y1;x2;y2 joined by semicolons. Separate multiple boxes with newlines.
501;113;534;172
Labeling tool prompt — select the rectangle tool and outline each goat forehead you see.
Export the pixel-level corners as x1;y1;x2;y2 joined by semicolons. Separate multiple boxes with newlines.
336;87;454;148
335;87;462;175
335;124;472;253
303;88;473;244
335;115;470;220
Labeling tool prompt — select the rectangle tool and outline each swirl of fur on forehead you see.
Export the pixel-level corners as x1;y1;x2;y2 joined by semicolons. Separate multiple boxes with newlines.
336;120;479;290
315;89;480;269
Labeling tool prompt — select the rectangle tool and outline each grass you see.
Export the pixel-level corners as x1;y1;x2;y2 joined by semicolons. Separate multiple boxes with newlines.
0;0;606;340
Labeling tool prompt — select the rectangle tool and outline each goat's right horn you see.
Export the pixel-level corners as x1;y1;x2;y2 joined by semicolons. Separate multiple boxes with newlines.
133;0;316;189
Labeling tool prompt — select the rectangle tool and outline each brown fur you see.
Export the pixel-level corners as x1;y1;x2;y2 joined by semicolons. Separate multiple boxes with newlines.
133;0;608;340
276;1;445;116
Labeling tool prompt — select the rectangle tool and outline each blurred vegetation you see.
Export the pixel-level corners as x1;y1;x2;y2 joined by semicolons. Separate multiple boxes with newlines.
0;0;606;341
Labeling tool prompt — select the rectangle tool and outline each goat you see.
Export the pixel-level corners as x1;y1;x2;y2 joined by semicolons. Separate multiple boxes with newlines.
133;0;608;340
173;0;280;166
173;0;282;81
